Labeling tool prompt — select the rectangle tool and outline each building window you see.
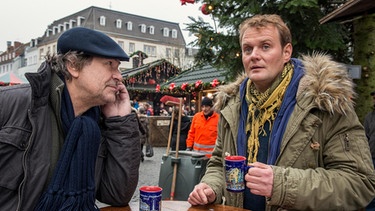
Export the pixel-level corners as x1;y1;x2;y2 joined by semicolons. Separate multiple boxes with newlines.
188;48;193;56
39;48;44;60
140;24;146;33
58;24;64;33
129;43;135;53
116;19;122;28
166;48;171;57
69;19;76;28
163;27;169;37
100;16;106;26
64;22;70;30
149;26;155;34
53;26;58;35
144;45;156;57
127;21;133;30
174;49;179;58
46;29;52;37
77;16;85;26
118;41;124;49
172;29;178;38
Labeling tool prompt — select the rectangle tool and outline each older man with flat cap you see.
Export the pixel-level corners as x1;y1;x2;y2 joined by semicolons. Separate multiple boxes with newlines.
0;27;140;210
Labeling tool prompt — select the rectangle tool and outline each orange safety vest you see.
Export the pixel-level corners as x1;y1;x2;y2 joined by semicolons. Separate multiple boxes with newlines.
186;111;219;154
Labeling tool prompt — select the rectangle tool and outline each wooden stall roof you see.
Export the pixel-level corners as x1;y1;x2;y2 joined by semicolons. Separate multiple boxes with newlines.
121;59;181;91
161;65;226;87
121;59;176;78
320;0;375;24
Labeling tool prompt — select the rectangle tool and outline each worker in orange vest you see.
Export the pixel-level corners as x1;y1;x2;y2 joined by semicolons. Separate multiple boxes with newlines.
186;97;219;156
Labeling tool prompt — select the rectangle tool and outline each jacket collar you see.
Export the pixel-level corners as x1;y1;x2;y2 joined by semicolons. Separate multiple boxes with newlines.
214;53;356;115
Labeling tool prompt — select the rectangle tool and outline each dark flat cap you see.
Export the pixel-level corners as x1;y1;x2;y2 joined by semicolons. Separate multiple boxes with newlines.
371;91;375;96
57;27;129;61
201;97;213;107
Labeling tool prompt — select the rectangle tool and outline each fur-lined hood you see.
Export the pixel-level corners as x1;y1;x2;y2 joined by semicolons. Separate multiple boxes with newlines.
214;53;356;115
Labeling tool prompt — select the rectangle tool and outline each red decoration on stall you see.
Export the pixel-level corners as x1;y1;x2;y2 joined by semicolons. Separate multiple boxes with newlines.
169;83;176;91
156;84;160;92
210;79;220;87
195;80;203;88
201;3;211;15
180;0;195;5
160;95;180;104
181;83;188;91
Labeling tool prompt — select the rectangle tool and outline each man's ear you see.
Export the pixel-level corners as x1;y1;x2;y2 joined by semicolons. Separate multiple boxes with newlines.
66;63;79;78
283;43;293;62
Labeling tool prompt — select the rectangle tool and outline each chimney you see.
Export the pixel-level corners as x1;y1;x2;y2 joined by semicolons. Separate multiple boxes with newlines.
14;41;22;48
7;41;11;47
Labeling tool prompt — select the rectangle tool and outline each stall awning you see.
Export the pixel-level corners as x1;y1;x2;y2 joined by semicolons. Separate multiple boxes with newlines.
319;0;375;24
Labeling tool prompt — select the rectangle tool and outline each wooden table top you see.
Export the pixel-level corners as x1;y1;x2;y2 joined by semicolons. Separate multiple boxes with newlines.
100;200;250;211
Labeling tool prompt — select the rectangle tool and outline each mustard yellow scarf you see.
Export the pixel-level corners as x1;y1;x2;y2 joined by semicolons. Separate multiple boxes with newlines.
245;63;293;163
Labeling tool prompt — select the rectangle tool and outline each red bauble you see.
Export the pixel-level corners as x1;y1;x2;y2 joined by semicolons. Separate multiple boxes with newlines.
201;4;213;15
201;3;210;15
180;0;195;5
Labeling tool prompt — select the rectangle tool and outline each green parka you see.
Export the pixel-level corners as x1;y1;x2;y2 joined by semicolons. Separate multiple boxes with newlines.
201;54;375;210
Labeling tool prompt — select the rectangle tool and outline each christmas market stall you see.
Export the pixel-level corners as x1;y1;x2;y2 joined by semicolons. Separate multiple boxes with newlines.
158;65;227;113
147;65;227;146
121;58;182;103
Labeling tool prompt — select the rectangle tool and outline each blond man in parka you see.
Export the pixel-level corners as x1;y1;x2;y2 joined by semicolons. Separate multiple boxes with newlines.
188;14;375;210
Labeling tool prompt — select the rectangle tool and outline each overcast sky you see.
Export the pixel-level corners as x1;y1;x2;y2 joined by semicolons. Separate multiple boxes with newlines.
0;0;213;51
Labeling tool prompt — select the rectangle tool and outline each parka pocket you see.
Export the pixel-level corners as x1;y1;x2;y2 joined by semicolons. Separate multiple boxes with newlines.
0;126;31;191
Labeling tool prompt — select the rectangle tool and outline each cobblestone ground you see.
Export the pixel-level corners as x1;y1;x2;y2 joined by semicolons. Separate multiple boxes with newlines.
97;147;167;208
131;147;167;202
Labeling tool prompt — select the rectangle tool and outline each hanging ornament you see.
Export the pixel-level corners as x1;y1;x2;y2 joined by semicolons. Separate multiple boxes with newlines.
169;83;176;91
210;78;220;87
195;80;203;88
156;84;160;92
181;83;188;91
201;3;212;15
180;0;195;5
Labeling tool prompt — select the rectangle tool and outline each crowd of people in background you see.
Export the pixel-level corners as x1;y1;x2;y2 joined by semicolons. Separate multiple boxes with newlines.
131;98;196;117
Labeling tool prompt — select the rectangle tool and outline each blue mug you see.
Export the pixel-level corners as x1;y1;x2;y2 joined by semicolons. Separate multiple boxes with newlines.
140;186;162;211
224;155;248;192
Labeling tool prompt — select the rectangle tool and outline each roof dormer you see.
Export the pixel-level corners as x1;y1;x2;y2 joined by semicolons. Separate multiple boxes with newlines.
140;24;146;33
99;16;106;26
127;21;133;30
172;29;178;38
77;16;85;26
149;26;155;34
116;19;122;28
163;27;169;37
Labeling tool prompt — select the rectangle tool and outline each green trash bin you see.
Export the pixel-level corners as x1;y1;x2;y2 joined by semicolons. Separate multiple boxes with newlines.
158;151;209;200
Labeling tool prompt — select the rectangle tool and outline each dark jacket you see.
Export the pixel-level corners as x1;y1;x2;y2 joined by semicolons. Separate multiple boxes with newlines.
364;109;375;160
138;113;149;145
0;62;141;210
202;54;375;210
171;115;191;151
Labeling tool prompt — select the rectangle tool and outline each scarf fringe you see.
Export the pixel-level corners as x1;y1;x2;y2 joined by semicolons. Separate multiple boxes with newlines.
35;189;98;211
